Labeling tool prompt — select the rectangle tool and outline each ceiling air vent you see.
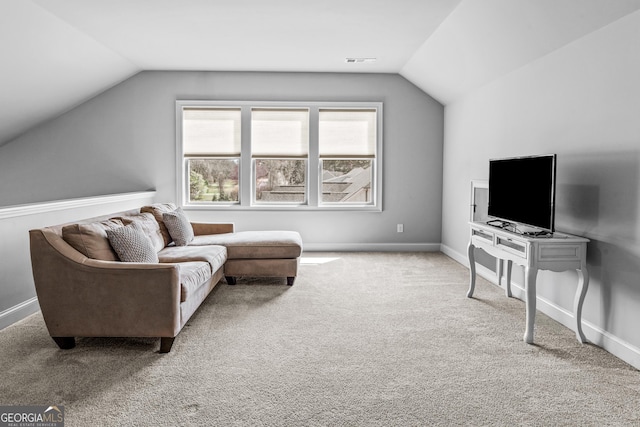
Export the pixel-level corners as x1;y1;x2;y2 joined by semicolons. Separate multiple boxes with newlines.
345;57;377;64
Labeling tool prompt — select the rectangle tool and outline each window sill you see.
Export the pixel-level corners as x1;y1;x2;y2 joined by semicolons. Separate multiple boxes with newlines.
182;203;382;212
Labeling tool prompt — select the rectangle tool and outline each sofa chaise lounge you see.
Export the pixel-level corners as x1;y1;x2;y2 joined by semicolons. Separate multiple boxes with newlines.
29;203;303;353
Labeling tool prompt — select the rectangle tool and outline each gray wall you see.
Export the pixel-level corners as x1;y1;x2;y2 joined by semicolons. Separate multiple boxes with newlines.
0;72;444;249
442;11;640;364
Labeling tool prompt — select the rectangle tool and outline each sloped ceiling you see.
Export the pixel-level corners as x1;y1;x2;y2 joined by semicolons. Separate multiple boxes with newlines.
400;0;640;103
2;0;640;147
0;1;138;147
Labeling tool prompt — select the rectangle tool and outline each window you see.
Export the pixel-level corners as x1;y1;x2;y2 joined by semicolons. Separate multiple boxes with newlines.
319;109;377;205
177;101;382;210
252;108;309;204
182;107;241;203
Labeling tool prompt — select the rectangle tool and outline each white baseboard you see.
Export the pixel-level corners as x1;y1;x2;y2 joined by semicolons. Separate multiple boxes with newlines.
0;297;39;331
440;244;640;370
440;244;468;266
581;320;640;370
303;243;441;252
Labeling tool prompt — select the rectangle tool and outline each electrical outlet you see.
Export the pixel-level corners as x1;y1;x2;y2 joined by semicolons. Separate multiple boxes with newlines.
397;224;404;233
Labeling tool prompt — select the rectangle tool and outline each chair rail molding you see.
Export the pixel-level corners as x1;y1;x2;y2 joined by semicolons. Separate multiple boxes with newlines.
0;191;156;220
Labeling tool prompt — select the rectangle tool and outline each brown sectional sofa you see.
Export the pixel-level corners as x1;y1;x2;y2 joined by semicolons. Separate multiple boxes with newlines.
29;203;303;353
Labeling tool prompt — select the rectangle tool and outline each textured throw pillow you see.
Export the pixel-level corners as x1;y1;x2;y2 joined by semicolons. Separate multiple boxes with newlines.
106;223;159;263
162;207;194;246
62;219;124;261
116;212;165;252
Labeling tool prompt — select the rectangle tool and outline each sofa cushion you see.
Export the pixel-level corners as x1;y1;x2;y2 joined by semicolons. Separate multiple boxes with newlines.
190;231;302;259
106;223;160;263
62;218;124;261
115;212;165;252
178;261;212;302
141;203;178;246
158;245;226;273
163;207;194;246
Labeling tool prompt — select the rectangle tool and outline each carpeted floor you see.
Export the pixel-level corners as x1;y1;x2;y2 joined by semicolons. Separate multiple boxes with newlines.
1;252;639;426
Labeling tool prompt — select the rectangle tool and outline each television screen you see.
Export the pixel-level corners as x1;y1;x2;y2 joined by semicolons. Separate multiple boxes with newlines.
488;154;557;233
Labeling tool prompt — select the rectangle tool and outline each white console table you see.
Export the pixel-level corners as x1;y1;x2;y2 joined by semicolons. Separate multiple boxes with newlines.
467;221;590;344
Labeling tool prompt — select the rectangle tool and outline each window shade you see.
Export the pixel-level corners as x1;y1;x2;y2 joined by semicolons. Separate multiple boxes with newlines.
183;107;241;157
319;109;377;158
251;108;309;158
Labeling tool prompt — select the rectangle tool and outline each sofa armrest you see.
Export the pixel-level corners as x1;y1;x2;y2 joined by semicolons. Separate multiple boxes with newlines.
191;222;235;236
30;229;182;338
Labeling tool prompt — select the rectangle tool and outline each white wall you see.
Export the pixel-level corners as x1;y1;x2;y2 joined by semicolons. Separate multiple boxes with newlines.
441;11;640;368
0;72;444;249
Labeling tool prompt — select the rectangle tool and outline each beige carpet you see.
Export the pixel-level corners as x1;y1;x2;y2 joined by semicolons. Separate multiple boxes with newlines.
1;252;639;426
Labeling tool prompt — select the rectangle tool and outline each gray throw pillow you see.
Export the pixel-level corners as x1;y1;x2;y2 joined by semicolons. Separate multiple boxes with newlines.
162;207;194;246
106;223;159;263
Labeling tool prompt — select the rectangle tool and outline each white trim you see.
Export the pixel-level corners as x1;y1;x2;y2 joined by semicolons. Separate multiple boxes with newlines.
0;297;39;331
176;100;383;211
183;204;382;212
0;191;156;220
441;243;468;266
498;272;640;370
441;243;640;370
304;243;440;252
582;319;640;370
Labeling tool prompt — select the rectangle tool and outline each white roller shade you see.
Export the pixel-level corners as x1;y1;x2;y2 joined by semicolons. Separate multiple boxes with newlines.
319;109;377;158
183;107;241;157
251;108;309;158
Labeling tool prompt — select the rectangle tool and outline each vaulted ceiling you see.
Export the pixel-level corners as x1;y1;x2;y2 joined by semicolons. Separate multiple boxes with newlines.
2;0;640;147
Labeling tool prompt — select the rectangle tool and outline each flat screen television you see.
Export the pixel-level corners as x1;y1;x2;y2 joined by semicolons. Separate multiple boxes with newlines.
488;154;557;234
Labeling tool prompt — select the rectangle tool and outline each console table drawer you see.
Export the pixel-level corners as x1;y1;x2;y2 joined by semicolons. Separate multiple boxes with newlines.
496;236;527;258
538;244;581;261
471;228;494;242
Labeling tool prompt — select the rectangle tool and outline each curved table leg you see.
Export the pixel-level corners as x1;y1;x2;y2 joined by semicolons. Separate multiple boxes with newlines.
523;266;538;344
505;260;513;298
574;268;589;343
467;241;476;298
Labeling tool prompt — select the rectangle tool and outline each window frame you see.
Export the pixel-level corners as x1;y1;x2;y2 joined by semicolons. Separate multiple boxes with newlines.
250;107;310;206
176;100;383;211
